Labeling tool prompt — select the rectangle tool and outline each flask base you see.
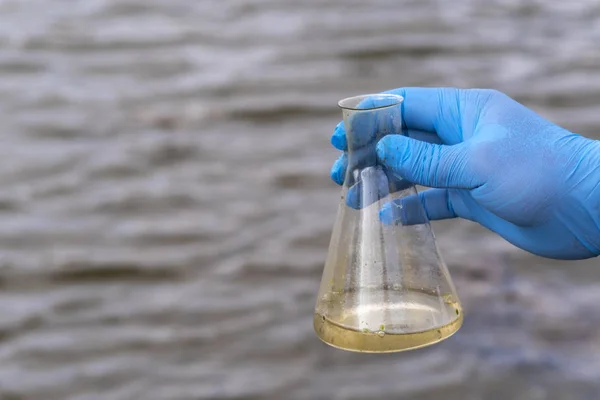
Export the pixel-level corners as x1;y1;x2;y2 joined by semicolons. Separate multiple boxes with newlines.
313;289;463;353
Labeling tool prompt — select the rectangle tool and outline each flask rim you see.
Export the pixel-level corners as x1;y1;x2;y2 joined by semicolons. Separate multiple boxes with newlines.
338;93;404;111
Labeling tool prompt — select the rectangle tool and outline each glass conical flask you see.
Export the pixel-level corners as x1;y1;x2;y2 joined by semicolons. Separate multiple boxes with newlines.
314;93;463;353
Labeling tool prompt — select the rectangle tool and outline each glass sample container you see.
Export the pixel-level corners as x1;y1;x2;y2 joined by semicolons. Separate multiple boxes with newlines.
314;93;463;353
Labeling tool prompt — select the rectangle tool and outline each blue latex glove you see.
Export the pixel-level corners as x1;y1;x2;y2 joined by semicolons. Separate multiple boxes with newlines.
330;88;600;260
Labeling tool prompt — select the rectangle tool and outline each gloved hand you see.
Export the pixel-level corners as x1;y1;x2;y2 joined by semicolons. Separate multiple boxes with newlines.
330;87;600;260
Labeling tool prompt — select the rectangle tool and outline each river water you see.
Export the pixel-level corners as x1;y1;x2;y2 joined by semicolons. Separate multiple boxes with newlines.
0;0;599;399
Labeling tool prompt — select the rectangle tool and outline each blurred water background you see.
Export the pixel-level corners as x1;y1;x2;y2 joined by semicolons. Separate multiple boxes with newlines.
0;0;600;399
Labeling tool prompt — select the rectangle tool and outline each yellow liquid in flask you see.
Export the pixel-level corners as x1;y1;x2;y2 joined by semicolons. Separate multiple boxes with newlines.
314;288;463;353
